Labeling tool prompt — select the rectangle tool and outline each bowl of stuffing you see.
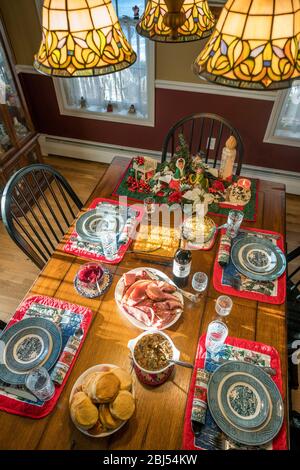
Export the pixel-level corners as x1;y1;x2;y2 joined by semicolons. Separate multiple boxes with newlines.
128;330;180;386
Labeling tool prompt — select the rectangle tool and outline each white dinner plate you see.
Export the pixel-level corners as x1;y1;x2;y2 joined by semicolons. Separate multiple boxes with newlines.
115;267;184;331
69;364;134;438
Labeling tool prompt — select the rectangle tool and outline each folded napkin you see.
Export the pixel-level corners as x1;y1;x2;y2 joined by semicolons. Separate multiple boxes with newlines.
191;369;211;425
51;335;81;385
217;233;232;267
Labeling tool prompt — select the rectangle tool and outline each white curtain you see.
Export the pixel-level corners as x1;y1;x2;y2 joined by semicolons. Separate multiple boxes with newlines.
275;84;300;138
62;17;148;118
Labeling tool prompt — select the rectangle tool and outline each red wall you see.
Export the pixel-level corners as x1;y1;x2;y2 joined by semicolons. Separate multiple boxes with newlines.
19;72;300;172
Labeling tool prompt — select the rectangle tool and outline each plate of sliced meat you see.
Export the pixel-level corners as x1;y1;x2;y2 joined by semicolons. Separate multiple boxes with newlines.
115;268;184;330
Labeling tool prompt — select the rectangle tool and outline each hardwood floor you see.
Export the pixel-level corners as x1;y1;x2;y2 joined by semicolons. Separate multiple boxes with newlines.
0;155;299;413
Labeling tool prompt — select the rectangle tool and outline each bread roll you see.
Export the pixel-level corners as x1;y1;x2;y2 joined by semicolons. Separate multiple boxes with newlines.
92;373;120;403
111;368;132;391
99;404;123;430
109;391;135;421
71;393;98;430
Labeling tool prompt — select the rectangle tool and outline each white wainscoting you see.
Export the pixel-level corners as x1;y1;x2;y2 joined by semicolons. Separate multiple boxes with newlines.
39;134;300;195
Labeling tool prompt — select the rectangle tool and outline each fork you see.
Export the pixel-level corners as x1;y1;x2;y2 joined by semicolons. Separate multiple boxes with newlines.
145;269;197;303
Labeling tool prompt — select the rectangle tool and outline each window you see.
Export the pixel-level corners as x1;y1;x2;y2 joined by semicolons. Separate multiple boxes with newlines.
264;83;300;147
51;1;155;126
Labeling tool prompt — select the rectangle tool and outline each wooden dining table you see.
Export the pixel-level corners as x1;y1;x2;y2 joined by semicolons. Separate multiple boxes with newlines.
0;156;288;450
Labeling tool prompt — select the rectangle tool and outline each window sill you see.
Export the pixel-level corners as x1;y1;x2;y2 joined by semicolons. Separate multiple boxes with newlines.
58;105;154;127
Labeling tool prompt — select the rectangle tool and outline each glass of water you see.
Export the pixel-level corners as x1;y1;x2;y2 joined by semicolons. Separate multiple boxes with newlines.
226;210;244;238
100;231;118;261
215;295;233;316
205;321;228;355
192;272;208;293
25;367;55;401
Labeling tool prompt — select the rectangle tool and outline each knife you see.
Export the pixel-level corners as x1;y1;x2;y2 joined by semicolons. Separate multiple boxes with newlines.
0;385;38;402
238;229;280;240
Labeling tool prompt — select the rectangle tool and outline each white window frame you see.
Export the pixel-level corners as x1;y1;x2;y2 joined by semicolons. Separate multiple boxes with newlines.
35;0;155;127
264;88;300;148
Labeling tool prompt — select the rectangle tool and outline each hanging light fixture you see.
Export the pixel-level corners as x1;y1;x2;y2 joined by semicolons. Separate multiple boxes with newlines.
193;0;300;90
34;0;136;77
136;0;215;42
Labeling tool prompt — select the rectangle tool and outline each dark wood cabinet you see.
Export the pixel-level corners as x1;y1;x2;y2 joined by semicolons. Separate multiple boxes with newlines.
0;16;42;196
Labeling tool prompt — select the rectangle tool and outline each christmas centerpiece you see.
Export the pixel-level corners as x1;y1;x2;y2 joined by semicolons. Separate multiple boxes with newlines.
113;134;258;221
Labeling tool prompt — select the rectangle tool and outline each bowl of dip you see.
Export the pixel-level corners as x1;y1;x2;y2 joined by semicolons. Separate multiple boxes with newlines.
127;330;180;386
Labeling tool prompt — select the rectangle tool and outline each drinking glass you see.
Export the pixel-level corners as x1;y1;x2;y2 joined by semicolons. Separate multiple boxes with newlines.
215;295;233;316
226;210;244;238
99;231;118;261
205;321;228;354
144;197;156;216
25;367;55;401
192;272;208;293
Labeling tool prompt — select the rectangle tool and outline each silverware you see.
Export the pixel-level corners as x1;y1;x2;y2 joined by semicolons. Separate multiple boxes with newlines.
127;245;163;254
0;385;38;403
216;359;276;376
146;269;197;303
74;327;84;341
220;434;270;450
168;359;194;369
137;258;173;268
239;229;280;240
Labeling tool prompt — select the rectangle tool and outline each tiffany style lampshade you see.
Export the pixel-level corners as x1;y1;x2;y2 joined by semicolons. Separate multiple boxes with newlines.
136;0;215;42
194;0;300;90
34;0;137;77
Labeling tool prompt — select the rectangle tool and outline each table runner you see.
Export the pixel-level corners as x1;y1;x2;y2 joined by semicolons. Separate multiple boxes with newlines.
64;197;144;264
183;334;287;450
0;295;93;419
213;227;286;305
112;157;258;222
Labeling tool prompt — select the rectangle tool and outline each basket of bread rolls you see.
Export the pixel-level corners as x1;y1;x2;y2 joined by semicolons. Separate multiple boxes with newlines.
69;364;135;437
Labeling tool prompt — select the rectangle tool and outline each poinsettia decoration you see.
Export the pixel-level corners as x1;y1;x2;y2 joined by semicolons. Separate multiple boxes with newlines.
168;191;183;204
209;180;226;193
134;156;145;166
127;176;151;193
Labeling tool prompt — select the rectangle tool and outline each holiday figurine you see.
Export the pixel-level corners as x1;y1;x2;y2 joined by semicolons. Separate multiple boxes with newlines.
189;165;205;187
132;5;139;19
219;135;237;181
128;104;136;114
80;96;86;108
175;158;185;179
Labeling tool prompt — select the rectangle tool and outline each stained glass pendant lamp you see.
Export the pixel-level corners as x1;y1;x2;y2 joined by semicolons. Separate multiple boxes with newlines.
34;0;137;77
194;0;300;90
136;0;215;42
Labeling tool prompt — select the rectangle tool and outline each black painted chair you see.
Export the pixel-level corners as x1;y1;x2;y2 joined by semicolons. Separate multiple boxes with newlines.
1;164;83;270
287;246;300;390
161;113;244;175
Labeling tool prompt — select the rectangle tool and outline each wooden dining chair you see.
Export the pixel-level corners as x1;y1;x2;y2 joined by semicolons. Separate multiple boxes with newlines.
287;246;300;390
1;164;83;270
161;113;244;175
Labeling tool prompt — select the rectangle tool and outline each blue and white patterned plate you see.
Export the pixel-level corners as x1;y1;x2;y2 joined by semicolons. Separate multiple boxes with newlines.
216;368;269;429
0;318;62;385
207;361;284;446
231;236;286;281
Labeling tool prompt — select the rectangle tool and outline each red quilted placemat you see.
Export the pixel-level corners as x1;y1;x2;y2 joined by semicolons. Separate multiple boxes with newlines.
213;227;286;304
64;197;144;264
183;334;287;450
0;295;93;419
